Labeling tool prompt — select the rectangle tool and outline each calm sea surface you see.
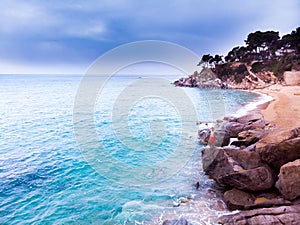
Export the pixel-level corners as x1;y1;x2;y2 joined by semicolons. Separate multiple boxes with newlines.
0;74;265;224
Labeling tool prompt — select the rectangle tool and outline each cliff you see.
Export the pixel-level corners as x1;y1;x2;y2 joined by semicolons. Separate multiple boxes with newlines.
173;61;289;90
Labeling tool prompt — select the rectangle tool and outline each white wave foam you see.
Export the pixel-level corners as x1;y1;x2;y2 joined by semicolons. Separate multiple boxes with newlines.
230;91;273;118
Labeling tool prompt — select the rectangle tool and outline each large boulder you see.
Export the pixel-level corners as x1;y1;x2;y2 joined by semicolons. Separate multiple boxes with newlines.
224;122;245;137
256;127;300;170
198;128;230;146
231;129;269;147
244;118;267;130
238;129;268;142
223;189;291;211
276;159;300;200
223;113;267;138
224;188;255;210
202;147;224;173
284;71;300;86
215;129;230;146
224;148;263;169
218;166;275;192
236;112;264;124
219;204;300;225
202;147;276;191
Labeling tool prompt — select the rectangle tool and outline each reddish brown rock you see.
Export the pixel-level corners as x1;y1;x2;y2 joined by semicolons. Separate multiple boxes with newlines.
223;189;291;211
276;159;300;200
219;204;300;225
224;188;255;210
202;147;232;175
256;128;300;170
215;129;231;146
236;112;264;124
237;129;269;146
224;148;263;169
244;118;267;130
224;122;245;137
223;113;267;138
202;147;276;191
218;165;275;191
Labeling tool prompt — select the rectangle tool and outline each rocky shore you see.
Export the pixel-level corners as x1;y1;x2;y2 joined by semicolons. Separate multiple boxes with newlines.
199;90;300;225
162;83;300;225
163;27;300;224
199;106;300;224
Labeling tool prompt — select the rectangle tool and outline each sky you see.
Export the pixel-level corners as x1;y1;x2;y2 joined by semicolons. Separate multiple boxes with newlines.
0;0;299;74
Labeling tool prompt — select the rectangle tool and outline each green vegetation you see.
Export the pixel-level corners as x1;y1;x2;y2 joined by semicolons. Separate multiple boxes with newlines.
198;27;300;83
215;63;249;83
251;62;263;73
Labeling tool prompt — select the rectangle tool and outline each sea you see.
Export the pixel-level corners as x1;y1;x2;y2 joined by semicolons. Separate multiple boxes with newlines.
0;74;272;225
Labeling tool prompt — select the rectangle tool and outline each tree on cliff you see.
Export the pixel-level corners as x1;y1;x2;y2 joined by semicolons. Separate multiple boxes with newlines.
245;31;280;59
281;27;300;54
198;27;299;81
212;54;223;65
225;46;249;62
197;54;213;67
198;54;223;67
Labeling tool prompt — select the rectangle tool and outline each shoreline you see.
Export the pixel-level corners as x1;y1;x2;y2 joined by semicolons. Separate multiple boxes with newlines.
229;90;273;118
162;84;300;224
199;84;300;224
252;84;300;129
208;84;300;224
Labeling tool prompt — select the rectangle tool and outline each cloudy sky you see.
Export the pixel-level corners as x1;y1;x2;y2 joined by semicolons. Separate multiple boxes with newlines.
0;0;299;74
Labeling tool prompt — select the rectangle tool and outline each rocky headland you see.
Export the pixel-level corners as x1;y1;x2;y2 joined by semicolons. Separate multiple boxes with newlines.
163;28;300;225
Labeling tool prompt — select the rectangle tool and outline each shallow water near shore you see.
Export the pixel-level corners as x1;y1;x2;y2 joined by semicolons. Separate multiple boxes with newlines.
0;74;267;224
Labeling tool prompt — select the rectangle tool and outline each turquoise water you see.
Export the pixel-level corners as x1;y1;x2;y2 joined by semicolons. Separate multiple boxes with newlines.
0;75;262;224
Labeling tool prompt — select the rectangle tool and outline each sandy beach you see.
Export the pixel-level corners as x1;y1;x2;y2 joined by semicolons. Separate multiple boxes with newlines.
255;84;300;129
